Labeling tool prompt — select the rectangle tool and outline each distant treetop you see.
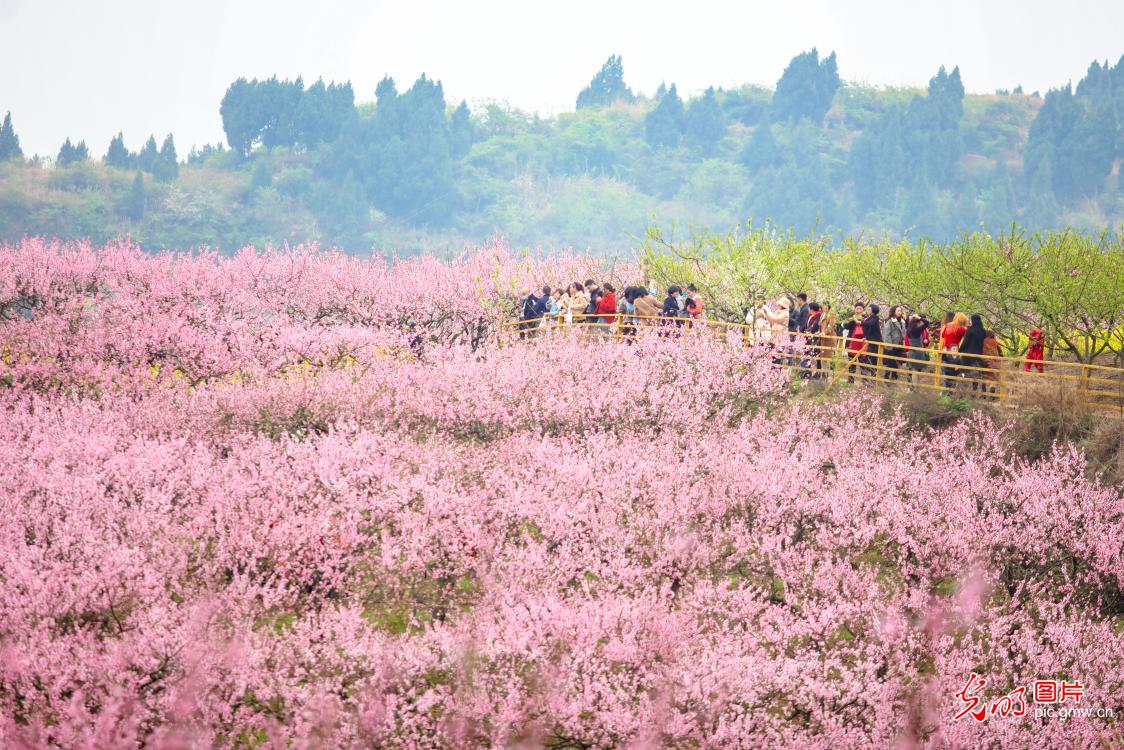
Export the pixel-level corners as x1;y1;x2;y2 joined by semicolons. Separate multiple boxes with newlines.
576;55;635;110
772;48;841;124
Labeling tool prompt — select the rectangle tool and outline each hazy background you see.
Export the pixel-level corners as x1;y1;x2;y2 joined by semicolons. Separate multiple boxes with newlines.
2;0;1122;156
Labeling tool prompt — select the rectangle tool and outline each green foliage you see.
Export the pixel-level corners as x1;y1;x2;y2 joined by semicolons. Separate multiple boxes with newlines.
576;55;634;110
4;52;1124;253
772;49;841;123
1026;57;1124;207
136;135;158;173
250;160;272;191
641;222;1124;364
104;132;132;169
684;87;726;154
740;120;779;171
348;74;455;224
0;112;21;161
645;83;685;148
220;76;354;157
125;171;145;221
152;134;179;183
449;100;475;159
56;138;90;167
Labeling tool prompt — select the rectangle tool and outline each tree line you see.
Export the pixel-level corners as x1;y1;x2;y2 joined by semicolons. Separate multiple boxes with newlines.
0;48;1121;251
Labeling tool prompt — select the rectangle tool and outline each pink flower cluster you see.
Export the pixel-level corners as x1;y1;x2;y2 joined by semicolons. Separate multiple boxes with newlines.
1;240;1121;748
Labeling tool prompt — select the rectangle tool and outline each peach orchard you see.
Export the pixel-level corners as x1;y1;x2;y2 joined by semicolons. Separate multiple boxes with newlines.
0;239;1120;748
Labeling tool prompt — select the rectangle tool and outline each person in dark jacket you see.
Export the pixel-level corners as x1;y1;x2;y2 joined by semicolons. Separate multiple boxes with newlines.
861;303;884;377
519;288;542;338
959;313;987;389
905;314;932;382
661;285;683;334
789;293;809;333
584;279;601;317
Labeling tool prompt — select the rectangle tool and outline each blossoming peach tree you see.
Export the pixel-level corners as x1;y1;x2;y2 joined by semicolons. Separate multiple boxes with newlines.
0;239;1121;748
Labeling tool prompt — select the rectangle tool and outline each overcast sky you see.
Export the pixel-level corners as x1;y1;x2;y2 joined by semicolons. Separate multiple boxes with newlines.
1;0;1122;158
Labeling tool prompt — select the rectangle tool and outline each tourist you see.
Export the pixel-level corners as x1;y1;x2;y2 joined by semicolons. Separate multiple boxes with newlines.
567;282;589;327
818;302;839;367
1025;327;1045;373
982;329;1003;396
905;314;931;382
861;303;884;377
662;285;684;334
595;282;617;334
519;288;541;338
803;301;825;377
939;312;968;388
790;292;809;334
959;314;987;389
583;279;601;325
545;287;564;327
842;302;867;381
882;305;907;380
685;284;705;321
633;286;661;322
618;287;638;340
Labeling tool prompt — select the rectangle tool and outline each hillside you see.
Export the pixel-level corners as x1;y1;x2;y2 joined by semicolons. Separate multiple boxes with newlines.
0;50;1121;254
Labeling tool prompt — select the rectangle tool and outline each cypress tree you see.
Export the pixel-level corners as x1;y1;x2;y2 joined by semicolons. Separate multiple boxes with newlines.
57;138;89;166
644;84;685;148
684;87;726;153
137;135;159;172
576;55;634;110
105;132;132;169
741;119;780;170
152;134;179;182
125;171;145;221
0;111;22;161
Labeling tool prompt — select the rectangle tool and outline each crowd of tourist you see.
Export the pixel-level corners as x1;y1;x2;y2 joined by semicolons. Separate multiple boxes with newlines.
518;283;1050;388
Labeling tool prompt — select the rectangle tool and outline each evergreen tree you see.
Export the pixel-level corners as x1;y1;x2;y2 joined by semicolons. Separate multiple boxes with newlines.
1023;150;1061;227
56;138;89;166
981;162;1016;236
220;77;259;157
740;119;779;171
152;134;179;182
137;135;159;172
1026;80;1115;204
644;83;685;148
355;74;455;224
576;55;634;110
105;132;132;169
250;159;272;191
903;177;944;239
448;100;475;159
848;105;908;211
125;171;145;221
375;75;398;106
312;170;368;246
684;87;726;154
0;111;22;161
772;49;841;123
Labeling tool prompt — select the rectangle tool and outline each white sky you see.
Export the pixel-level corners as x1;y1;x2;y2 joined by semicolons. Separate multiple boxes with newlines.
1;0;1122;158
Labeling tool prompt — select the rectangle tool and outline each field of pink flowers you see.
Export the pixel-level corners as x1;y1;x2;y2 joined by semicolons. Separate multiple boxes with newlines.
1;239;1121;748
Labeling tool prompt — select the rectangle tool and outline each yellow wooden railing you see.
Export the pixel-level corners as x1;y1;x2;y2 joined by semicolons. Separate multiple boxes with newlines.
499;313;1124;413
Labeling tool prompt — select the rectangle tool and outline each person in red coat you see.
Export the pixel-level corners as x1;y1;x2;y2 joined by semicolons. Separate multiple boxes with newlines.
1024;327;1045;373
595;282;617;334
